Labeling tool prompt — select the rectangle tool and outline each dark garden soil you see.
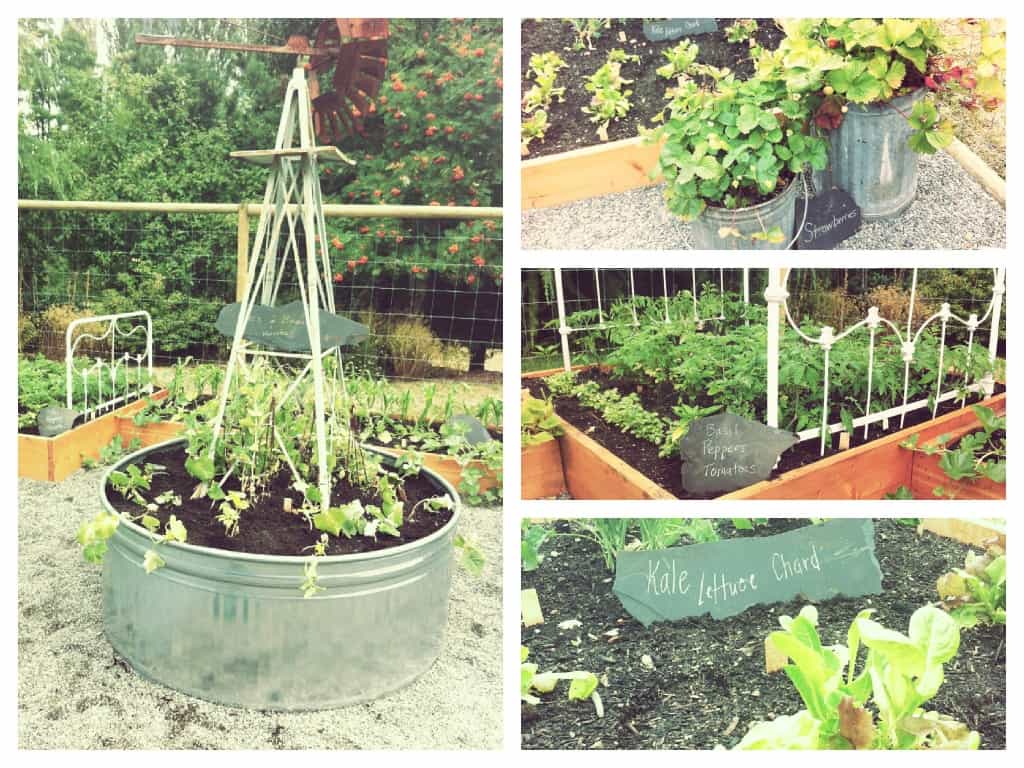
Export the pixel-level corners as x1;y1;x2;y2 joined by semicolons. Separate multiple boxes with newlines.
522;368;1005;499
521;518;1006;750
521;19;785;159
105;444;454;556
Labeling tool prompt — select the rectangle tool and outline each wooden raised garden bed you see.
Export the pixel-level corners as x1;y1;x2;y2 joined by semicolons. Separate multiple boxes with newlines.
521;439;567;500
522;365;1006;500
522;135;662;210
372;444;501;496
723;391;1006;500
18;390;169;482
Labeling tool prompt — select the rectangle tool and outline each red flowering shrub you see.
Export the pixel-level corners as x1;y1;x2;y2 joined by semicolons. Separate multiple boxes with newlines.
322;19;502;286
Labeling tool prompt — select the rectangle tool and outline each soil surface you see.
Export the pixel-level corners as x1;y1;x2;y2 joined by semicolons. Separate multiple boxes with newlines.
105;444;454;556
521;19;785;158
521;518;1006;750
522;368;1005;499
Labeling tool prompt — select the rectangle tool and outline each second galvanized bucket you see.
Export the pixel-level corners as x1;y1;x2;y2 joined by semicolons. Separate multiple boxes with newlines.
827;88;926;222
690;176;800;250
101;439;461;711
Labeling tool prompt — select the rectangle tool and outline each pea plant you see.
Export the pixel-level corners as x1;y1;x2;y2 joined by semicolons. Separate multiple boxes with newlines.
582;49;640;142
738;605;979;749
77;358;470;595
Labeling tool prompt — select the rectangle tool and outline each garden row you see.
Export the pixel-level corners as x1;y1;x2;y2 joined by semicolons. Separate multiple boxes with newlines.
19;353;502;504
521;18;1005;249
521;518;1006;749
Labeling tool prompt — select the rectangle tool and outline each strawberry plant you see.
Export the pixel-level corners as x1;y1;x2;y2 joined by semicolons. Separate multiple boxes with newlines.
649;70;828;222
582;49;640;141
738;604;979;749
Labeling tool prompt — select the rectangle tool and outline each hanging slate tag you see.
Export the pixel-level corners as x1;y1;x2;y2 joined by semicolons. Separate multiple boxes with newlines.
37;406;79;437
642;19;718;41
794;186;862;249
444;414;493;445
679;412;798;494
613;519;882;626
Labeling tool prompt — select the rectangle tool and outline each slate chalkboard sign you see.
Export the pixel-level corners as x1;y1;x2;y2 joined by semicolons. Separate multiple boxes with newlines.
613;518;882;626
642;19;717;41
37;406;79;438
794;186;862;249
215;300;369;353
445;414;492;445
679;412;798;494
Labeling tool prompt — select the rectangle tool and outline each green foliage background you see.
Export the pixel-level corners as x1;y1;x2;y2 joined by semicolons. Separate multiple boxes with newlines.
18;18;503;361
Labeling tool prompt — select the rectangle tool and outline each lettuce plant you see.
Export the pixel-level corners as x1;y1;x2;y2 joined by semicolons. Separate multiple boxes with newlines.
937;547;1006;628
521;646;604;717
582;49;640;141
737;605;979;750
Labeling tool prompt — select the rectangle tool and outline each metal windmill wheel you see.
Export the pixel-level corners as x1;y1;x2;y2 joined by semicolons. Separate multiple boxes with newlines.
136;18;390;143
307;18;390;142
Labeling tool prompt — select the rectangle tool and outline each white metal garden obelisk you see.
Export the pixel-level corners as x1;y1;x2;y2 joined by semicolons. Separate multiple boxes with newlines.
208;66;355;514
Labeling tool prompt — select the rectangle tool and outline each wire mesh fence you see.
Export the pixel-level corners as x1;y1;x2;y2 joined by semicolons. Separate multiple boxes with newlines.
19;203;503;382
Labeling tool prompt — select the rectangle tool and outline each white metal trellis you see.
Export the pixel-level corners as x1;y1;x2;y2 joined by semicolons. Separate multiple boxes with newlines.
552;267;751;371
209;66;354;515
765;267;1005;455
65;311;153;421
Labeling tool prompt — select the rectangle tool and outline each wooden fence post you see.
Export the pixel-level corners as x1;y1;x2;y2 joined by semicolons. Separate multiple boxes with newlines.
236;202;249;302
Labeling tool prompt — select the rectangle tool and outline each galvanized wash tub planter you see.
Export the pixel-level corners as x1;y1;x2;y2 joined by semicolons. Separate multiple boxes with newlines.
100;438;461;711
826;87;927;221
689;175;800;250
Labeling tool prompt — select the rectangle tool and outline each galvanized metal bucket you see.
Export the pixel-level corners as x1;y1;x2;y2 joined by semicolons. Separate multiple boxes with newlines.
690;176;800;250
101;438;461;711
827;88;926;221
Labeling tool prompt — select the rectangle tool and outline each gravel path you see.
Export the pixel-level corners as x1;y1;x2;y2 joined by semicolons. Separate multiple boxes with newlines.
18;469;503;750
521;150;1005;250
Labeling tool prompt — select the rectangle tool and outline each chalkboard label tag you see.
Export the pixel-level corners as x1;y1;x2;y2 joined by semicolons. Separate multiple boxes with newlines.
679;412;798;494
37;406;80;437
642;19;718;42
795;186;862;249
613;518;883;625
445;414;493;445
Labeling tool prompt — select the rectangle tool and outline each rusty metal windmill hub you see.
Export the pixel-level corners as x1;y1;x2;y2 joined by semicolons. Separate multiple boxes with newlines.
308;19;390;143
135;18;390;144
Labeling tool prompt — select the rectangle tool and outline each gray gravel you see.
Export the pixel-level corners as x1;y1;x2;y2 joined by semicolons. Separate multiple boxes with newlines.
18;469;503;750
521;149;1005;250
